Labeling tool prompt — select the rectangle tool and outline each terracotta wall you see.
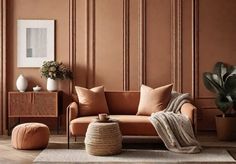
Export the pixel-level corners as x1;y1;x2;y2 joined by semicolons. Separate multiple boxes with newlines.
194;0;236;130
6;0;70;93
6;0;71;130
1;0;236;133
75;0;174;90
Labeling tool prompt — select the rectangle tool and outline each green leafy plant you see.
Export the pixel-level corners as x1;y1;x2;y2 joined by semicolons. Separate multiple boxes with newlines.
40;61;73;80
203;62;236;116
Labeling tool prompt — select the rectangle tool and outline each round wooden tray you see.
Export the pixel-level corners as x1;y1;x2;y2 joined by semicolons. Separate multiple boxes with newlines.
94;118;114;123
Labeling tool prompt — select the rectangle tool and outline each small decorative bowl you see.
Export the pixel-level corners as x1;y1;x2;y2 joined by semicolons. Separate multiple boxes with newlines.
33;85;41;92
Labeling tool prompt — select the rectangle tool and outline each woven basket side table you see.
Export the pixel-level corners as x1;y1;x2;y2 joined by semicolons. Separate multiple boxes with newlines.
85;121;122;156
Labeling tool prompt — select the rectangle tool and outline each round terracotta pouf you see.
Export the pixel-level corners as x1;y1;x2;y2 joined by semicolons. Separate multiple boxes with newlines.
11;123;50;150
85;121;122;156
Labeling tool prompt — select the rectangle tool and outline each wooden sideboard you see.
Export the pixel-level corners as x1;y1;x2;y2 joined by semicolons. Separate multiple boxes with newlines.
8;91;63;135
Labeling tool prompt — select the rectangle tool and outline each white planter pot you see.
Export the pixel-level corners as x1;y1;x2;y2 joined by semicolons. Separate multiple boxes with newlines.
47;78;58;91
16;74;28;92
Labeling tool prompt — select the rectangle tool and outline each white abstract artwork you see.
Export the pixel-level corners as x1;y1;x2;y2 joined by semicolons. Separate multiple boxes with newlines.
26;28;47;58
17;20;55;67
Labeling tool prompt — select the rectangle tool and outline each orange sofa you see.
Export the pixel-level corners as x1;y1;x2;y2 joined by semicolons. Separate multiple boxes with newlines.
67;91;197;148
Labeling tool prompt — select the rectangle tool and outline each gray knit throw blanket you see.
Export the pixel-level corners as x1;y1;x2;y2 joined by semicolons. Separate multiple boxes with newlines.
149;92;202;153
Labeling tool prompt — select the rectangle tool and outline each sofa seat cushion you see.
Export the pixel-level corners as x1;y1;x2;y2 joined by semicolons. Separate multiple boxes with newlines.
70;115;157;136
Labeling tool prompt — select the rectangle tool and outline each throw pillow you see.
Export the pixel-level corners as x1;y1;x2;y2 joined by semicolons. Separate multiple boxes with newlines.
75;86;109;116
136;84;173;116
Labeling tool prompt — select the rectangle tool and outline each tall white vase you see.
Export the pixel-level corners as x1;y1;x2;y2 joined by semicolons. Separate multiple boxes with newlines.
47;78;58;91
16;74;28;92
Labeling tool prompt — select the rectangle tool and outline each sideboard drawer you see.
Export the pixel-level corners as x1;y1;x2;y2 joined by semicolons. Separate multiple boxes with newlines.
33;92;58;117
8;91;59;117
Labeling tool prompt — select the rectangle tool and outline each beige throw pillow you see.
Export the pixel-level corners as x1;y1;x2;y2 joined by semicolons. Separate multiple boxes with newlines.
136;84;173;116
75;86;109;116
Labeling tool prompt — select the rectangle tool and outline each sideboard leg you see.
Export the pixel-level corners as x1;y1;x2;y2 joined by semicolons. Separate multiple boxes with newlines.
57;117;60;134
8;118;11;136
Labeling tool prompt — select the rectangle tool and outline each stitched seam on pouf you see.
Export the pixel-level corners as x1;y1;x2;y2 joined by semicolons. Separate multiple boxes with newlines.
21;124;27;149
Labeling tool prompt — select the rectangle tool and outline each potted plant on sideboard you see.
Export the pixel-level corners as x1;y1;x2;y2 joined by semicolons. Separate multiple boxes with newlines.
203;62;236;141
40;61;73;91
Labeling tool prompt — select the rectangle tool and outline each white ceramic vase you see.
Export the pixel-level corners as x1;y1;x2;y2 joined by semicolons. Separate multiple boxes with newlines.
16;74;28;92
47;78;58;91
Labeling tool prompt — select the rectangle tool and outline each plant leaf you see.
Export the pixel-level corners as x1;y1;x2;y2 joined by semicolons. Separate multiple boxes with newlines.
223;65;236;82
225;74;236;95
202;72;225;94
213;62;227;85
228;65;236;74
230;92;236;109
215;95;233;114
212;74;222;87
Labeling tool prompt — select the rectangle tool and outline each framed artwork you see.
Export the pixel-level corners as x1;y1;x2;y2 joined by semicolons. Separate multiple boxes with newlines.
17;20;55;67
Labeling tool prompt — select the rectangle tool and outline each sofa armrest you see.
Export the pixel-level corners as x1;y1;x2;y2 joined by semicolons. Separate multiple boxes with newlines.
67;102;79;122
66;102;78;134
180;102;197;134
67;102;79;149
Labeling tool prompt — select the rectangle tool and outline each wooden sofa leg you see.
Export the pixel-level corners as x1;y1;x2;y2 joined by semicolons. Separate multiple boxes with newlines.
74;136;77;142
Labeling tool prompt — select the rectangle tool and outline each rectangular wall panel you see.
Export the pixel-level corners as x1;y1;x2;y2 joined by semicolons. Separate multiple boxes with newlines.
75;0;87;88
198;0;236;98
145;0;172;87
129;0;139;90
95;0;124;90
195;0;236;130
182;0;193;95
197;108;222;130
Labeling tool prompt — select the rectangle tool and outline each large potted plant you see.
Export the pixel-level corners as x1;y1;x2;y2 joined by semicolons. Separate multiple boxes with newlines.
40;61;72;91
203;62;236;140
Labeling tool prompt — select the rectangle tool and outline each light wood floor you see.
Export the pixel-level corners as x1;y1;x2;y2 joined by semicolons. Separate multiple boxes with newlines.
1;132;236;163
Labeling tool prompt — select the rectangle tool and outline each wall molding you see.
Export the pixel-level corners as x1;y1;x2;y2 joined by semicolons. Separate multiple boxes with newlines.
69;0;76;94
86;0;95;88
123;0;130;91
171;0;182;92
0;0;2;134
191;0;195;98
0;0;6;134
138;0;146;86
193;0;199;99
193;0;213;100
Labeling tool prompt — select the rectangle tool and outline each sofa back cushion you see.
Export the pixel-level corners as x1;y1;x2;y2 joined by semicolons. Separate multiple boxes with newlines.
75;86;109;116
72;91;140;115
136;84;173;116
105;91;140;115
